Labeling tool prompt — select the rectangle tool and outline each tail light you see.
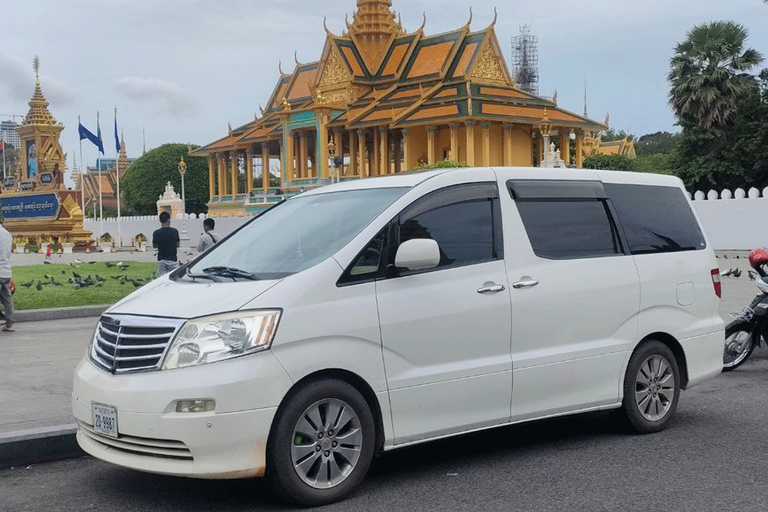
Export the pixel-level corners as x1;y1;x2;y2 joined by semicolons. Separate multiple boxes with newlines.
711;269;721;298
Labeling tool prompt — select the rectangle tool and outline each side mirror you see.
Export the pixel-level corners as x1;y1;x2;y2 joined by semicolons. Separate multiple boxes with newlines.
394;239;440;271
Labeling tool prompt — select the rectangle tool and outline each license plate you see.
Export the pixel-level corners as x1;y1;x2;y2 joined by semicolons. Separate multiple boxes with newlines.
92;403;119;438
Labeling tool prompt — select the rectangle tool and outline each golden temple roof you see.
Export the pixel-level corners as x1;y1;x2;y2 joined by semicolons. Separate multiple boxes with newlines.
23;57;58;126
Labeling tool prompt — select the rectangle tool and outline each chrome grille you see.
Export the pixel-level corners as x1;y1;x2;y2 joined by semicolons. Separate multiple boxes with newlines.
78;421;193;461
91;315;184;374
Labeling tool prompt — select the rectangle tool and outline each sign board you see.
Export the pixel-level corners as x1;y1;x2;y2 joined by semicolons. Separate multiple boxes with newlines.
0;193;60;220
20;181;35;192
39;172;54;185
2;177;15;190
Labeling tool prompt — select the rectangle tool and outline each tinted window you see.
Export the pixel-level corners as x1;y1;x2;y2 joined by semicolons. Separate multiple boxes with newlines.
344;229;388;282
605;184;706;254
401;199;496;268
515;200;622;259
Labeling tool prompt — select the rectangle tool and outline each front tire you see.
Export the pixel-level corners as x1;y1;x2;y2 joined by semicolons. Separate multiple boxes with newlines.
722;322;755;372
266;378;375;506
616;340;681;434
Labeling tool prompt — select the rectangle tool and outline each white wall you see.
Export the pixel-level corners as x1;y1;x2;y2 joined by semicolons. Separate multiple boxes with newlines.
83;186;767;252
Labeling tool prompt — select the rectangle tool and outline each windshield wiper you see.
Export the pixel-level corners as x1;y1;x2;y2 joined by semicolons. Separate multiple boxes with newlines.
184;266;222;282
203;266;260;281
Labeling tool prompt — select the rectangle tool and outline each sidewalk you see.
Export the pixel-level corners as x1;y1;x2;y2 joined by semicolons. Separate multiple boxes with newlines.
0;252;764;469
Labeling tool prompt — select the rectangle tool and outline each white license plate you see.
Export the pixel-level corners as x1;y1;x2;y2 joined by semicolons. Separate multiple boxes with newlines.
92;403;119;438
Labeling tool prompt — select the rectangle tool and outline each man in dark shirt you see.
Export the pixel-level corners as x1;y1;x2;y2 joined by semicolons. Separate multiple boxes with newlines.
152;211;180;275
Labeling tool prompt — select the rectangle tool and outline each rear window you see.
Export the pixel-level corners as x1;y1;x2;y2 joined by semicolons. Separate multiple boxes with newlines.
604;184;706;254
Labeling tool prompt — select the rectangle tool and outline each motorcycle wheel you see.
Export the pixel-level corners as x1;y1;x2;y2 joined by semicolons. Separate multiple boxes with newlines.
723;322;755;372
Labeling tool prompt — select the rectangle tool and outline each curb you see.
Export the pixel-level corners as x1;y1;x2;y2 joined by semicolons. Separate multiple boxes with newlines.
14;305;109;323
0;425;84;469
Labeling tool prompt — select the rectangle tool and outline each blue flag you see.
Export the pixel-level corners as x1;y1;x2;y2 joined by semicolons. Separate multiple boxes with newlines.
78;122;104;155
114;114;120;153
96;118;104;155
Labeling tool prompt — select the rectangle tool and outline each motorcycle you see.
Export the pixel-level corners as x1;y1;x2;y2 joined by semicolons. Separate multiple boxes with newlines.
723;247;768;371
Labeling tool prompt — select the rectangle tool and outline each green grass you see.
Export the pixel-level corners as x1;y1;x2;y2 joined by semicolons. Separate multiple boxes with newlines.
12;262;159;310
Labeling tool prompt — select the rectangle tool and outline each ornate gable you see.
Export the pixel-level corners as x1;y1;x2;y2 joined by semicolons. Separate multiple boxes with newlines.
468;32;513;86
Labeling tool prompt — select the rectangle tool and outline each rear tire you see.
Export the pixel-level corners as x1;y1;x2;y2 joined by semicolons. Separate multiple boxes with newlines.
616;340;680;434
722;322;755;372
266;378;375;506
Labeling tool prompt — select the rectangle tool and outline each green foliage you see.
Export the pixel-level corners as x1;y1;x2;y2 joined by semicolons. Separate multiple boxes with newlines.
24;244;39;254
583;154;636;171
633;154;675;175
413;160;468;171
1;142;19;173
635;132;680;156
668;21;764;131
121;143;209;215
601;128;634;141
11;262;157;310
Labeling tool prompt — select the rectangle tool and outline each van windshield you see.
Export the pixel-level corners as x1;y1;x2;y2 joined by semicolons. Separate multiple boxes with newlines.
186;187;408;280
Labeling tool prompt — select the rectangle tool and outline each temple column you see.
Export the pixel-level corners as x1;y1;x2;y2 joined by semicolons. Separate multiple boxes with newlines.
481;122;491;166
449;123;459;162
402;128;414;170
261;143;270;193
379;126;389;175
207;156;215;198
349;130;357;177
427;126;437;165
230;151;239;195
216;153;226;195
560;131;571;165
372;128;380;176
465;121;476;166
357;130;367;177
245;148;254;195
575;130;584;169
502;124;514;166
298;132;309;180
333;128;344;175
394;132;402;173
282;128;294;185
318;115;330;180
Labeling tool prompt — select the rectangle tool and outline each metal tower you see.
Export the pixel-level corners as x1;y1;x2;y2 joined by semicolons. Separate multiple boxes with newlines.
512;25;539;95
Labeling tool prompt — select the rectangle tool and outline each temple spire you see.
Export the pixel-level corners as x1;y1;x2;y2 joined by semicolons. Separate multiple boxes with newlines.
349;0;403;72
23;55;57;126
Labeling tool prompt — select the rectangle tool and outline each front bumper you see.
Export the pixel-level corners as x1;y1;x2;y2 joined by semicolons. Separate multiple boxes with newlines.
72;351;294;479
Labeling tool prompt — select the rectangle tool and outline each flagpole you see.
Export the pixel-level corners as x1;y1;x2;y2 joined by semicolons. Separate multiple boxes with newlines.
97;111;103;239
78;115;85;216
115;106;122;250
1;132;5;180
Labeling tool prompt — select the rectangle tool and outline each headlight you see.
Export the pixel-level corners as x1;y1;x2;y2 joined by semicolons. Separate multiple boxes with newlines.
162;310;281;370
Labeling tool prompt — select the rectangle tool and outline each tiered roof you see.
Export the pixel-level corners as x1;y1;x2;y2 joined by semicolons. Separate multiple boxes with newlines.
193;1;605;157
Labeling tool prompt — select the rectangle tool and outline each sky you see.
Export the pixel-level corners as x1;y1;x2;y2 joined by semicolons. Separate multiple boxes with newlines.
2;0;768;171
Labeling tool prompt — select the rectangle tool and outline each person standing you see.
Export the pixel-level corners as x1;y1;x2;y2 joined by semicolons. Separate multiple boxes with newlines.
152;211;180;275
196;218;221;253
0;221;15;332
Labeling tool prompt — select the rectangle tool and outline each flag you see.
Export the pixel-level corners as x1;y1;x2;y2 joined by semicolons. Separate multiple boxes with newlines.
96;115;104;155
0;140;4;157
78;121;104;155
114;111;120;153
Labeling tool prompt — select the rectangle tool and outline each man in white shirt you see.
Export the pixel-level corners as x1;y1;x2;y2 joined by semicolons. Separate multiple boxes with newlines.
197;218;221;253
0;222;15;332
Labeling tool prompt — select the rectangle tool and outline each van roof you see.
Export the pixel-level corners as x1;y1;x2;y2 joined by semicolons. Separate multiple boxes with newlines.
299;167;684;196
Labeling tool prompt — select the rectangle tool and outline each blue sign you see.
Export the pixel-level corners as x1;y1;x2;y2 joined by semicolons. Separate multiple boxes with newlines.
39;173;54;185
0;193;59;219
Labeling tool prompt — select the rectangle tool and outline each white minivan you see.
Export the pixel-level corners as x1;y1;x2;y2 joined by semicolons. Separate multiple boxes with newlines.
72;167;724;506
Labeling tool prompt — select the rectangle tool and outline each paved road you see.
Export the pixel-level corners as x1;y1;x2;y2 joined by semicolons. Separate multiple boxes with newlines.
3;359;768;512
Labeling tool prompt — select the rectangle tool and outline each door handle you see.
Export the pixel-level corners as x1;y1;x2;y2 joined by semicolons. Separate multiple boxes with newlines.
477;284;506;294
512;279;539;289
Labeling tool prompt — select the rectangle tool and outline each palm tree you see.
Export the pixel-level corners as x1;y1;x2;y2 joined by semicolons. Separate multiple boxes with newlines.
668;21;763;131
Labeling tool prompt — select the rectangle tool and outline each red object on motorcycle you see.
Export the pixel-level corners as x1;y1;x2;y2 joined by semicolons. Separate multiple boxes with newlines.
748;247;768;270
711;268;721;298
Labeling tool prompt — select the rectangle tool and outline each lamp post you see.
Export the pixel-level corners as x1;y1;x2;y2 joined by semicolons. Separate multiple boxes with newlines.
327;139;342;183
178;155;187;215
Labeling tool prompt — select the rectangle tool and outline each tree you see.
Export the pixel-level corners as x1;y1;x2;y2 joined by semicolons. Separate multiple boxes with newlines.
583;154;636;171
635;132;680;156
668;21;763;132
121;143;209;215
1;143;19;175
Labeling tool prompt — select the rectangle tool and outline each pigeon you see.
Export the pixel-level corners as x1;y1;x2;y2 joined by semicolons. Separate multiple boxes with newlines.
72;272;82;279
35;282;43;291
43;261;51;265
116;262;123;266
87;261;96;265
105;262;116;268
61;270;66;275
44;274;52;280
74;258;83;263
736;255;741;259
722;268;734;277
51;281;63;287
21;281;34;288
723;254;729;259
110;275;120;280
749;270;758;281
733;268;742;278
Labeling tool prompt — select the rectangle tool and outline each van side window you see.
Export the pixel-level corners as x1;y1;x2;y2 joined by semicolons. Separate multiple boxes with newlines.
338;227;389;285
508;180;623;260
397;183;502;271
604;184;706;254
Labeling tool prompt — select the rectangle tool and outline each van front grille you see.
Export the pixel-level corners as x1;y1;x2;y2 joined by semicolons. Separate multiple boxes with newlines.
90;315;184;374
78;421;193;461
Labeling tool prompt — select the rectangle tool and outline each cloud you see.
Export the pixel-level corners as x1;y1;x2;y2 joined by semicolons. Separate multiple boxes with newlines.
0;53;77;111
114;76;199;118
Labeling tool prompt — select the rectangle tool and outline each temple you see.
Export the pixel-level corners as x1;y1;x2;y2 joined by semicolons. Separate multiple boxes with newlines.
73;136;134;216
192;0;607;216
0;57;91;247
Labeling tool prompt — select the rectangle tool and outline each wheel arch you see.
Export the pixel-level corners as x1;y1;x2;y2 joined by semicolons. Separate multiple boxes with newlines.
269;368;387;455
635;332;689;389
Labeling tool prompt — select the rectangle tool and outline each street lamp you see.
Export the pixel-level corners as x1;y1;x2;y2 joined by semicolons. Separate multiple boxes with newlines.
327;139;343;183
178;155;187;215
